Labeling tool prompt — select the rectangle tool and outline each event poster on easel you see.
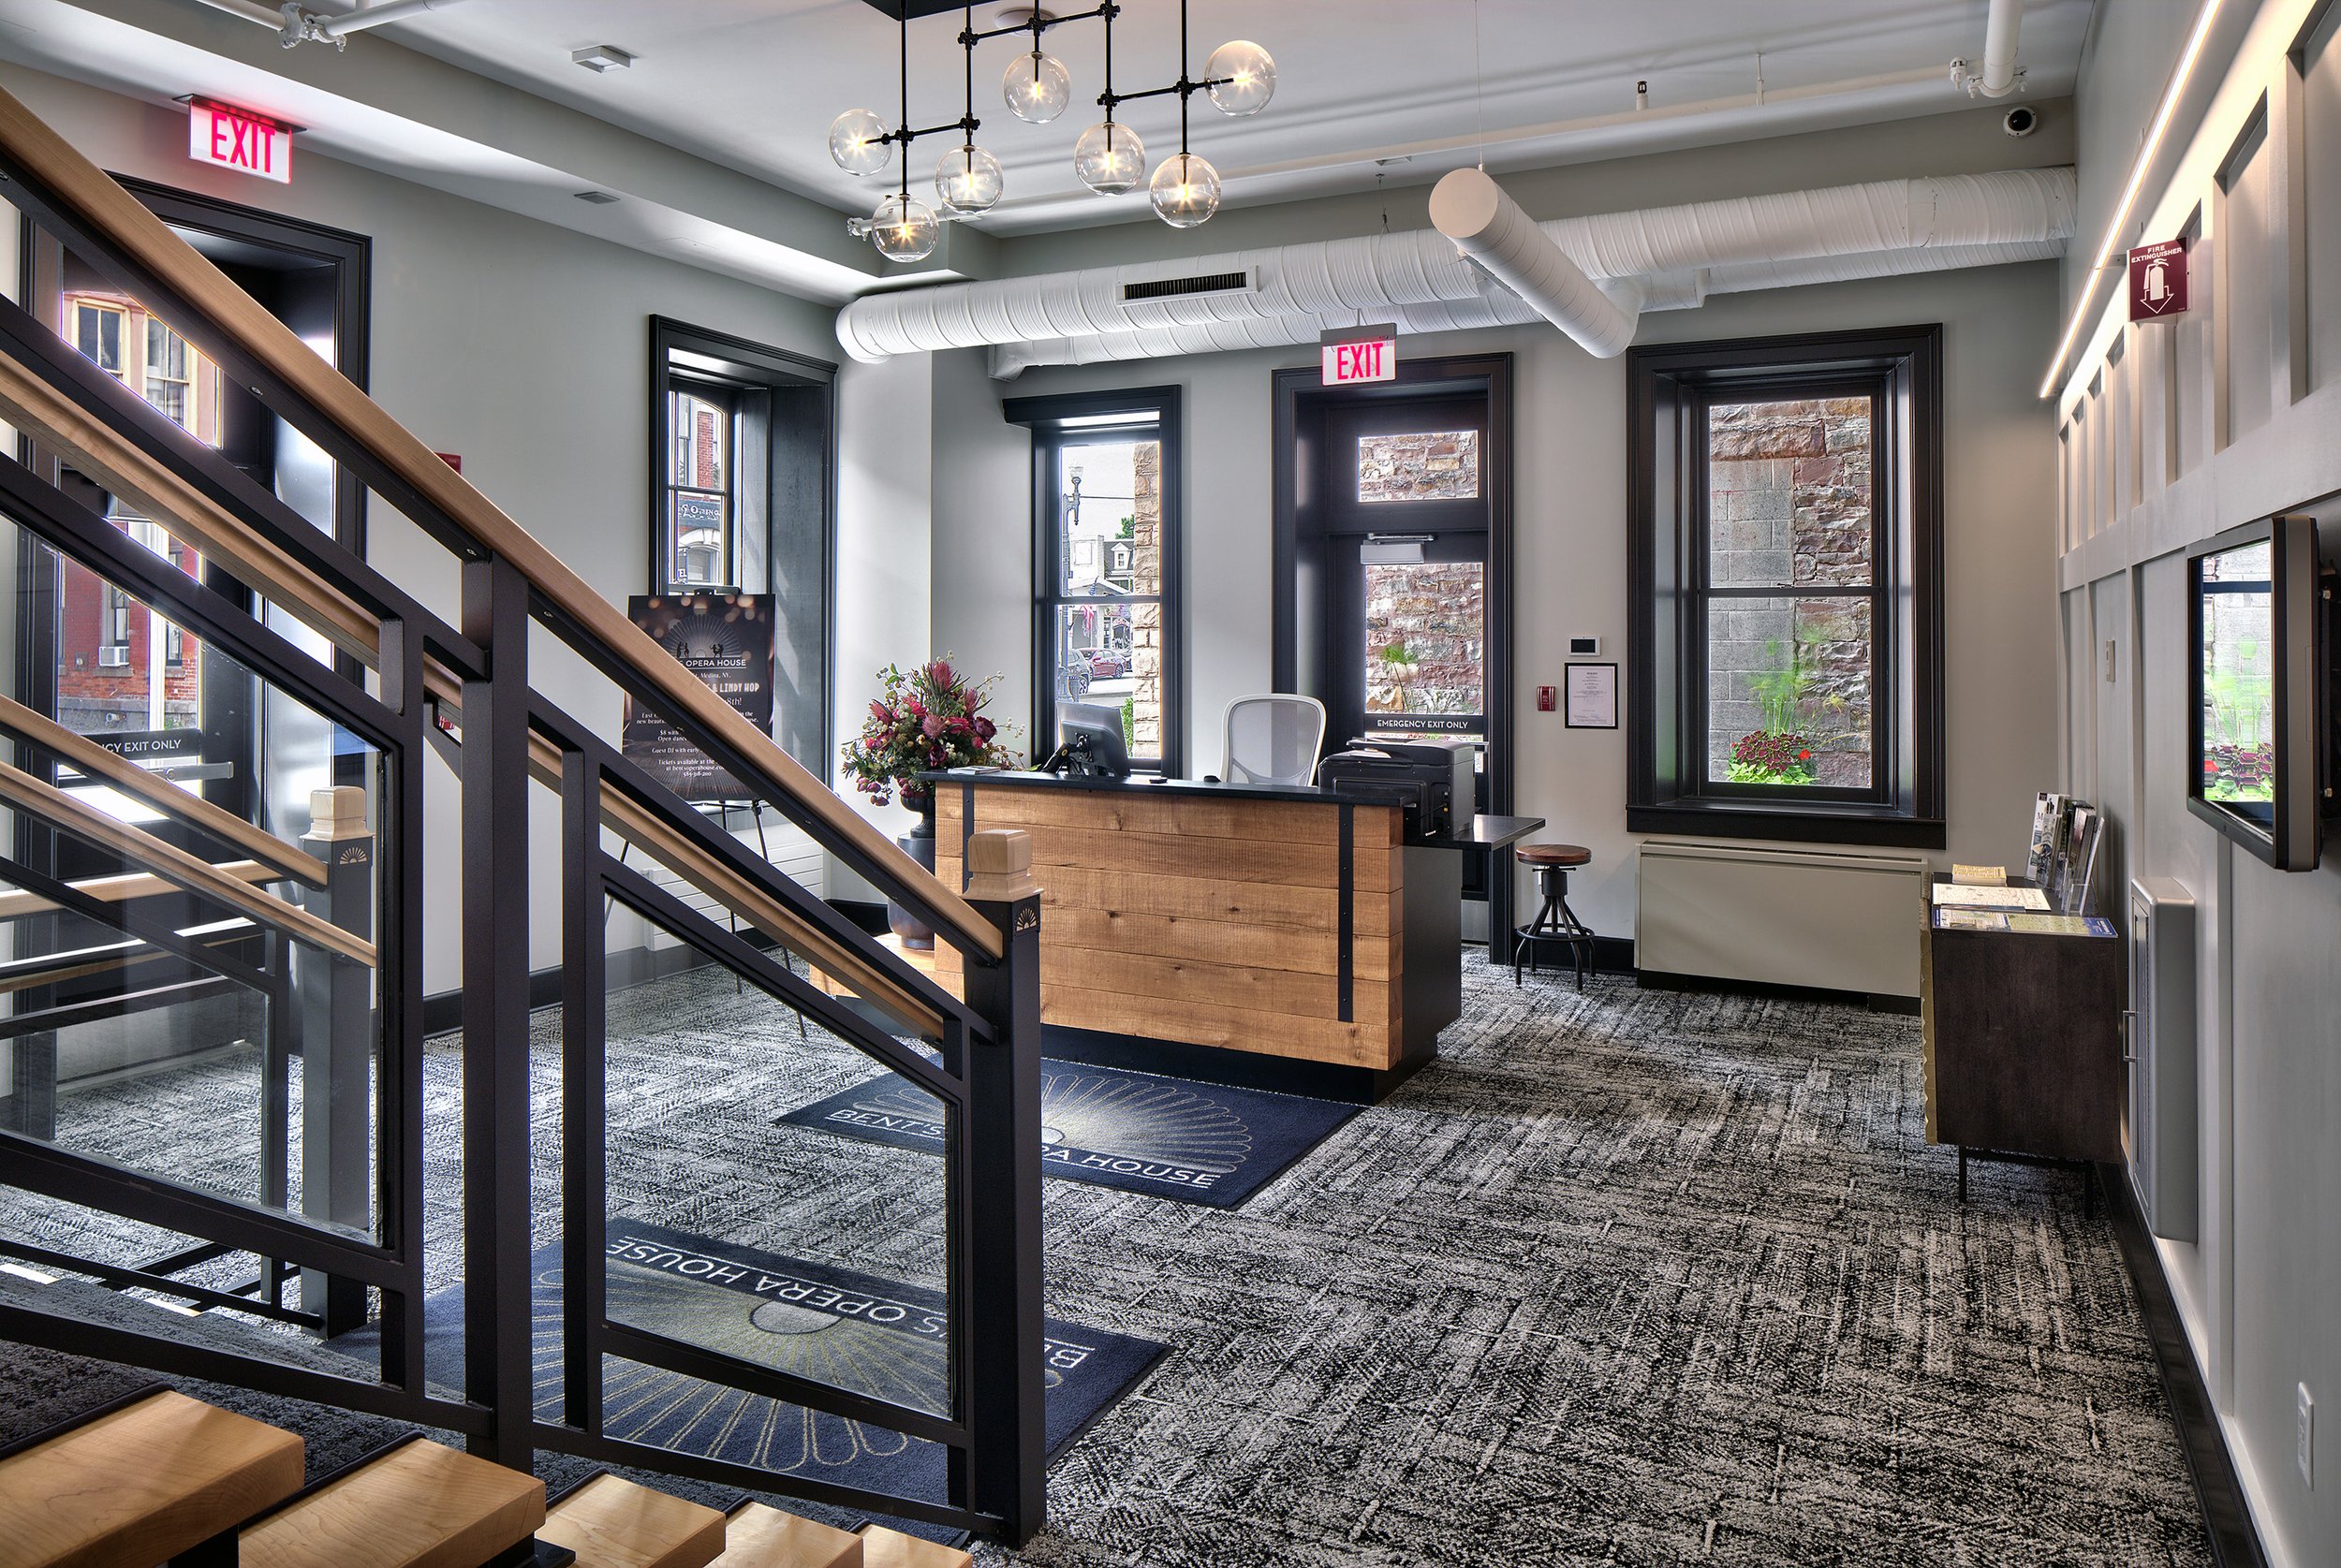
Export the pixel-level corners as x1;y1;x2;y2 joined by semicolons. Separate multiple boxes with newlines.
623;593;776;801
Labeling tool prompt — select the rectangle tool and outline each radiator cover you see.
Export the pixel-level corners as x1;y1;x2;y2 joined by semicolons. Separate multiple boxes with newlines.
1636;841;1929;997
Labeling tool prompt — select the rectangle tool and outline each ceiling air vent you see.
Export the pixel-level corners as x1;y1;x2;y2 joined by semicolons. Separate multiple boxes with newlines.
1122;269;1256;303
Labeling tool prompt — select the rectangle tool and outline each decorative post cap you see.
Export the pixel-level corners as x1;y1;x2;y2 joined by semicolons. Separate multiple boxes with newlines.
964;828;1039;901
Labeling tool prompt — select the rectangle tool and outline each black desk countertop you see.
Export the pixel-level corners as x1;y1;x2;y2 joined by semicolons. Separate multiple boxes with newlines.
923;769;1544;851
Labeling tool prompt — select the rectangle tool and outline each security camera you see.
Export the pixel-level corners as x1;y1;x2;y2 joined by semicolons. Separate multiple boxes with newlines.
2003;105;2039;138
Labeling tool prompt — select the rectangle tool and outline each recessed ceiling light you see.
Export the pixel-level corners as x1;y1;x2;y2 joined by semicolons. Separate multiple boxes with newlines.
570;44;634;74
574;189;621;205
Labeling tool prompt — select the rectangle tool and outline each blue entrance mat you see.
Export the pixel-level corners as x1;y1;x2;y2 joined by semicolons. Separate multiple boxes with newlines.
776;1060;1362;1209
332;1222;1165;1503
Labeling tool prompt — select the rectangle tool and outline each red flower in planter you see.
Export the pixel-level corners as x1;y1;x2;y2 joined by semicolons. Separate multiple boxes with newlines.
1798;750;1812;760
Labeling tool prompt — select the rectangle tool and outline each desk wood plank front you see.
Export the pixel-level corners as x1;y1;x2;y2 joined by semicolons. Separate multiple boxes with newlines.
933;783;1406;1070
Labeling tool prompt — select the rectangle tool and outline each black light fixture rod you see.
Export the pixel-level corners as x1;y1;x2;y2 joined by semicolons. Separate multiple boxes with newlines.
961;1;1114;48
961;4;976;146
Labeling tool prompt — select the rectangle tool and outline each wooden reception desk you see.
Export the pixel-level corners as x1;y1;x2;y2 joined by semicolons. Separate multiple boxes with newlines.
925;770;1537;1101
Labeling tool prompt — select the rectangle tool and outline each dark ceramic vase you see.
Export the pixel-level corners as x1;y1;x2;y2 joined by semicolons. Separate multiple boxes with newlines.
888;803;938;950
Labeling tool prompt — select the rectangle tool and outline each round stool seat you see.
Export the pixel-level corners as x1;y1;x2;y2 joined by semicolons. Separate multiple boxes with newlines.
1516;843;1591;869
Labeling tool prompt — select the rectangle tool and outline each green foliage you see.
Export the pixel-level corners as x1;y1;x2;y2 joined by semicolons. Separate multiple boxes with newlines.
1380;640;1416;667
1746;638;1816;734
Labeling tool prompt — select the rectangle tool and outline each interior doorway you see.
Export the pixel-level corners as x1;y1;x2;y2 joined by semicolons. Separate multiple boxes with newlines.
1272;354;1516;952
17;179;369;876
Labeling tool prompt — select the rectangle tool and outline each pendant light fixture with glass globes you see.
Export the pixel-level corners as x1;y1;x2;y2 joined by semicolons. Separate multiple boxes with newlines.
826;2;1275;260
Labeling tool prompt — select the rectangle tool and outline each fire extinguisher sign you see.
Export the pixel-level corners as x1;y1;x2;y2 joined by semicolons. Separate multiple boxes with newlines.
2128;239;2189;321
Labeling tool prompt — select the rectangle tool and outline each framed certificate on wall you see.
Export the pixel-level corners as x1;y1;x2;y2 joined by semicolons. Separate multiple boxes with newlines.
1564;662;1617;729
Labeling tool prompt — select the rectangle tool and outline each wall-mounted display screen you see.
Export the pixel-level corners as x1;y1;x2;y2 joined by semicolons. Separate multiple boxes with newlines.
2186;514;2330;871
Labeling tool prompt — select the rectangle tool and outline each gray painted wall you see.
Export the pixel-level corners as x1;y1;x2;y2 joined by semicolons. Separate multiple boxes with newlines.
2058;3;2341;1563
933;112;2069;943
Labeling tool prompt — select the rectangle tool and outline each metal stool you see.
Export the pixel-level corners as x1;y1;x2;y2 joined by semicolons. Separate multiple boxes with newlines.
1514;843;1595;989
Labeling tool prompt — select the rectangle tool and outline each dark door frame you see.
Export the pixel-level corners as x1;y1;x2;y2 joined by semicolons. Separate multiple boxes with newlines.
14;177;370;861
1271;351;1517;954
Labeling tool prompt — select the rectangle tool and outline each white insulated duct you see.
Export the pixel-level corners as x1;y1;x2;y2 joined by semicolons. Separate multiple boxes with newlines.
837;166;2075;376
1428;167;1638;357
1979;0;2025;97
989;237;2065;375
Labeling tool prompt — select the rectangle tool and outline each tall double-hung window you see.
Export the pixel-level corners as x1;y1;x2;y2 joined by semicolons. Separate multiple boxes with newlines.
1004;387;1185;776
1627;327;1945;846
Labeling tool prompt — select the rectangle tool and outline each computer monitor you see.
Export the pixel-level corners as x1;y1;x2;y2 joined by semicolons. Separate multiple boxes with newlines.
1052;701;1131;779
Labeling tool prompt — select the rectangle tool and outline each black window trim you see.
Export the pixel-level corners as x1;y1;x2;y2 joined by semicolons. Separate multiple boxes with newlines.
1003;384;1185;778
1627;325;1945;848
646;315;839;772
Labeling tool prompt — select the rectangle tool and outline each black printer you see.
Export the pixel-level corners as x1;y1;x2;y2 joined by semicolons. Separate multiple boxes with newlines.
1313;738;1476;839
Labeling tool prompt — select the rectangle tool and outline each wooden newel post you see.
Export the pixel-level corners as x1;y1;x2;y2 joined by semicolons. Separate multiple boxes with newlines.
299;785;372;1336
955;828;1047;1544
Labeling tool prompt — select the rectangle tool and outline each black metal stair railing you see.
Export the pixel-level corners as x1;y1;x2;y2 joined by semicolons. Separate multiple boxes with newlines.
0;83;1048;1545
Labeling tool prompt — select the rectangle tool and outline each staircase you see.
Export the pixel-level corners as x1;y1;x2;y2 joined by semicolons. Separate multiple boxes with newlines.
0;1386;975;1568
0;69;1047;1551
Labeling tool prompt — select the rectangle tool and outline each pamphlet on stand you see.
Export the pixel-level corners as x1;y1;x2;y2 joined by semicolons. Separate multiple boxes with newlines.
1931;883;2051;910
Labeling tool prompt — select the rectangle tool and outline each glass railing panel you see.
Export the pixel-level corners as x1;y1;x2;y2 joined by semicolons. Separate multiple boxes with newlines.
583;896;959;1493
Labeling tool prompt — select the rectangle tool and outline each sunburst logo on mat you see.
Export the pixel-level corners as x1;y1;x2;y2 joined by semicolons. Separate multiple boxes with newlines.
846;1071;1255;1174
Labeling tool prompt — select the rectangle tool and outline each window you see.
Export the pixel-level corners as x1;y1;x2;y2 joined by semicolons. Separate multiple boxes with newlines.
647;318;837;769
1004;387;1185;775
664;381;736;590
1628;328;1944;846
103;586;130;658
64;293;216;442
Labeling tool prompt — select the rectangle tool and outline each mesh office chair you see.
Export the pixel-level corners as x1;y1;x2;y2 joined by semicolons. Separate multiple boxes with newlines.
1221;694;1328;786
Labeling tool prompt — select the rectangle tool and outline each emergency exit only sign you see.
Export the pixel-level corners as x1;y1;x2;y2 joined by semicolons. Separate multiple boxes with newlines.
1320;324;1396;386
187;99;292;183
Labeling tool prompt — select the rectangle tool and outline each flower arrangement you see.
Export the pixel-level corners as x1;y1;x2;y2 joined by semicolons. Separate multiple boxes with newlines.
1728;729;1817;785
841;658;1014;814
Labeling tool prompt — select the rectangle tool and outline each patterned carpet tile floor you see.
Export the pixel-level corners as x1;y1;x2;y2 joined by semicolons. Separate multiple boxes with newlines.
0;960;2208;1567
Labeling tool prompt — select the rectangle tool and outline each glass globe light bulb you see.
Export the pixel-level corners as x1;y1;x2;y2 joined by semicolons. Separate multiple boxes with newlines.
870;191;939;262
1204;40;1276;115
1149;152;1221;227
934;144;1004;215
1073;120;1146;195
1002;49;1071;123
828;108;893;175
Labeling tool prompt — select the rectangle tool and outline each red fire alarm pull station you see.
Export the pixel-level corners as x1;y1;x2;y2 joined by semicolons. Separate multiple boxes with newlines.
2128;239;2188;321
1537;684;1556;712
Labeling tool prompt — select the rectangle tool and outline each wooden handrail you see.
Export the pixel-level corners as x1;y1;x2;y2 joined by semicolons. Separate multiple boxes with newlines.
0;760;374;966
0;354;381;666
524;733;946;1041
0;864;276;922
0;696;325;888
0;82;1003;963
0;918;252;998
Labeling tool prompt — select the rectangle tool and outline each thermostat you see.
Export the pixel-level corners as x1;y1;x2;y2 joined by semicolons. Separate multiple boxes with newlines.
1568;635;1600;656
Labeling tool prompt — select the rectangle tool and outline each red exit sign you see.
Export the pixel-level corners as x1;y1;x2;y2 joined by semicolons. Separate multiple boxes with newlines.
1320;327;1396;387
188;100;292;183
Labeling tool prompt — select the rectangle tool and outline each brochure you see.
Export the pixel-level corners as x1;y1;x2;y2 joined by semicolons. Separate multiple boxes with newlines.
1931;884;2051;910
2007;913;2117;938
1934;907;2010;931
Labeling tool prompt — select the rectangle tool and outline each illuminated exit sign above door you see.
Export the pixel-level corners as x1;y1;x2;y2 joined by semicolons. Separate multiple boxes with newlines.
1320;324;1396;387
187;99;292;183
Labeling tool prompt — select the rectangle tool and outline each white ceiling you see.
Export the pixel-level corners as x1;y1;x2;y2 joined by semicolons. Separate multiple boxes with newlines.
388;0;2097;235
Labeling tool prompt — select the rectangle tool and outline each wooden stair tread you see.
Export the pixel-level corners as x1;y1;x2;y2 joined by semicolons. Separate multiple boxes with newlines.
855;1526;972;1568
240;1438;544;1568
541;1473;726;1568
713;1502;861;1567
0;1389;303;1568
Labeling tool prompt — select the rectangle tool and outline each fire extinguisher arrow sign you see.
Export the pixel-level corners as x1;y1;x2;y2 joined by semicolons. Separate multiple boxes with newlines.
2128;239;2188;321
